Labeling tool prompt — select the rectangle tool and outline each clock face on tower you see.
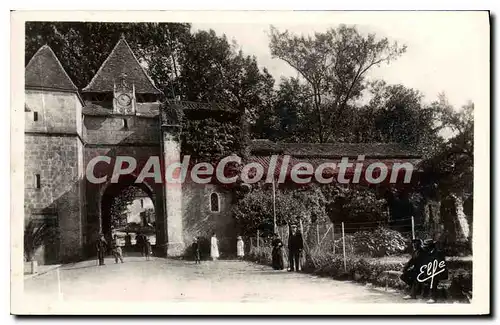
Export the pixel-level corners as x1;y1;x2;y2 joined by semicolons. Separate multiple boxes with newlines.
117;93;131;107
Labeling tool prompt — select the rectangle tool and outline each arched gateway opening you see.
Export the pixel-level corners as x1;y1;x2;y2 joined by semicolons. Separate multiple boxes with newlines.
99;174;160;256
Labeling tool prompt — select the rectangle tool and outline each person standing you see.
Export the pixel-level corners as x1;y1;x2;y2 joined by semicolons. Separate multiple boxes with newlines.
288;224;303;272
420;239;448;304
136;232;145;256
402;238;423;299
112;234;124;264
210;233;220;261
144;236;152;261
236;236;245;260
192;237;201;264
271;233;285;270
96;233;107;266
138;233;148;257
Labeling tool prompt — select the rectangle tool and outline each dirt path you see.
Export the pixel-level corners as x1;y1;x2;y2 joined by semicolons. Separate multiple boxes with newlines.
24;257;414;303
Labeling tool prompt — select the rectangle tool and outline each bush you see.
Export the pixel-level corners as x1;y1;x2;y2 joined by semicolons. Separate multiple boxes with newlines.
246;245;273;265
448;268;473;301
441;241;472;257
343;227;407;257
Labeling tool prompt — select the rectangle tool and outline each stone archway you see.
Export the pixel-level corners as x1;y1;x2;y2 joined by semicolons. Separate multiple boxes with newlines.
99;173;158;246
84;168;167;258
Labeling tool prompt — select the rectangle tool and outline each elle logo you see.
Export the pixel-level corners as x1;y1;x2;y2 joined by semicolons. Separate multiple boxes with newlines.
417;259;446;289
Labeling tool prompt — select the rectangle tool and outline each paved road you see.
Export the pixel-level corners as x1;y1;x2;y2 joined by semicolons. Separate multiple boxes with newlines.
24;257;413;303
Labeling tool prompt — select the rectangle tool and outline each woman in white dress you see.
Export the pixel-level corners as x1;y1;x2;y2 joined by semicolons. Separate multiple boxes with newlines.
210;233;219;261
236;236;245;259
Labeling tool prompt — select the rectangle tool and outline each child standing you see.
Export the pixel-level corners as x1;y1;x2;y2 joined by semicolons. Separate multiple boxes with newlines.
210;233;219;261
236;236;245;260
192;237;201;264
112;234;124;264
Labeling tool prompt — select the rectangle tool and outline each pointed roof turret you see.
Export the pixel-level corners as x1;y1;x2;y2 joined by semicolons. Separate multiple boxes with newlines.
82;37;162;95
25;45;78;92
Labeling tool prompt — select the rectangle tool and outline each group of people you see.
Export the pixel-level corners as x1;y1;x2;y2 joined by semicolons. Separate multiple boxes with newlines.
191;224;304;270
401;238;448;304
271;223;304;271
192;233;227;263
95;232;153;266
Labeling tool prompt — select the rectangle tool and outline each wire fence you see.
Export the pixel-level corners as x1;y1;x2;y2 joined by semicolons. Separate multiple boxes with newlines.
244;217;465;271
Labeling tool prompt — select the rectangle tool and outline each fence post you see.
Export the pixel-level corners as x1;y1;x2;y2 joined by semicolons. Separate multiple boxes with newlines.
299;219;304;271
332;223;335;255
342;222;346;272
316;223;320;246
257;229;260;249
411;216;415;240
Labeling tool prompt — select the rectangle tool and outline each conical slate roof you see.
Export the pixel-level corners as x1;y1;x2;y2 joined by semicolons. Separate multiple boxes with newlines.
25;45;78;91
82;37;162;94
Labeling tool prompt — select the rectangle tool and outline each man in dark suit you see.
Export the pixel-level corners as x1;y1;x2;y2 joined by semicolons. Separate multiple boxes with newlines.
288;224;304;272
402;238;424;299
96;233;107;266
420;239;448;304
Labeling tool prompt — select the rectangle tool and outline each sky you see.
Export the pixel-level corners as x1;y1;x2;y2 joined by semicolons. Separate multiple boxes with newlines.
192;11;489;110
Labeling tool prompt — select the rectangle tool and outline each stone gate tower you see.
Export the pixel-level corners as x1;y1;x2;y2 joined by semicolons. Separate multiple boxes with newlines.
24;45;86;263
80;36;182;257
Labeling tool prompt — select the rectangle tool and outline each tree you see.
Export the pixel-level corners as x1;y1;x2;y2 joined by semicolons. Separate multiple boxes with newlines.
178;30;275;117
269;25;406;143
232;184;327;236
321;184;389;225
418;100;474;199
253;77;318;142
368;82;445;156
109;186;143;230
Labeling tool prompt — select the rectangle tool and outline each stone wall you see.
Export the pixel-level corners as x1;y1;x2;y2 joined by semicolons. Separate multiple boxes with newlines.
24;134;85;263
25;90;82;134
182;182;236;257
83;115;159;145
24;89;85;264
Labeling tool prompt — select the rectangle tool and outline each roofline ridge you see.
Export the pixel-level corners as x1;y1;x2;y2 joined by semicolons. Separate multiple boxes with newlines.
277;141;411;146
166;99;232;108
45;45;78;91
26;44;78;92
82;38;122;92
26;45;47;67
121;38;163;95
83;37;162;94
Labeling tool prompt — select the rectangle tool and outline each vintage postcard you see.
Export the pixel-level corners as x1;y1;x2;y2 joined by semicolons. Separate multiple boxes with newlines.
10;10;490;315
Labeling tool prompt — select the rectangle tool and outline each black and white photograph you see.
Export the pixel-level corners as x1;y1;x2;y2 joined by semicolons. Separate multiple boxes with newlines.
10;10;490;315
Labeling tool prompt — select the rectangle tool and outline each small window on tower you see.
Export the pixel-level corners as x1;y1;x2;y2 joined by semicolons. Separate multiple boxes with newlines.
33;111;38;121
123;118;128;129
210;192;220;213
35;174;41;189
